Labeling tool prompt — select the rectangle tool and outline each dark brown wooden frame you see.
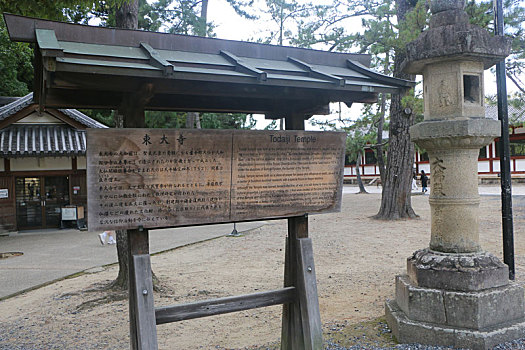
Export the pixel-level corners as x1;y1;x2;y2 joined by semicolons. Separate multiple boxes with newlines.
121;104;323;349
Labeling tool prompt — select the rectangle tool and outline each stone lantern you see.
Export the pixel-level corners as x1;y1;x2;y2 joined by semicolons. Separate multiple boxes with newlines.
385;1;525;348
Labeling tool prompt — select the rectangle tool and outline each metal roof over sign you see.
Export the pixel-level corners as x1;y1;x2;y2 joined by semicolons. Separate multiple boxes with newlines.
4;13;413;118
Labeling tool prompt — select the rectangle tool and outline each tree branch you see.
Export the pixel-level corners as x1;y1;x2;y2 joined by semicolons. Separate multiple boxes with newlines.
507;73;525;95
366;140;389;149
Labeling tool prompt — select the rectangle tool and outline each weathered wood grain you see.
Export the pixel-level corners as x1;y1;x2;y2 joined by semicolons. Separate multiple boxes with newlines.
87;129;345;231
132;254;158;350
296;238;323;349
87;129;233;231
155;287;296;324
281;217;308;350
230;130;346;220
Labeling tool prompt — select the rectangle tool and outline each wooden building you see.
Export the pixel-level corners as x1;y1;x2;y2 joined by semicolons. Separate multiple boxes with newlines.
344;104;525;183
0;93;107;233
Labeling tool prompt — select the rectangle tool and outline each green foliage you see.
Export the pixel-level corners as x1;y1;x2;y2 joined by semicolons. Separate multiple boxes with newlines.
145;111;256;129
0;0;127;22
145;111;185;128
224;0;326;47
200;113;256;129
142;0;209;36
0;18;32;96
0;0;127;97
401;87;424;122
79;109;115;127
397;0;429;50
223;0;258;20
344;117;377;162
264;120;278;130
1;0;83;21
77;109;257;130
73;0;209;35
465;1;525;95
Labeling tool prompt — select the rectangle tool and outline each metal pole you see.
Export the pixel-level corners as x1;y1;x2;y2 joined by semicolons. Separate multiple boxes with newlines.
229;222;239;237
494;0;515;280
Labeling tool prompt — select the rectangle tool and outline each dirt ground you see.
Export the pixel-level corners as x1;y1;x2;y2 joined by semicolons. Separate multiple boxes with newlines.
1;193;524;349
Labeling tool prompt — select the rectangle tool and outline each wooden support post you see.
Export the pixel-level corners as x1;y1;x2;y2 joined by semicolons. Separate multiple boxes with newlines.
297;238;323;349
281;115;307;349
281;215;307;349
133;254;158;349
282;114;322;349
281;216;323;350
128;228;156;350
285;115;305;131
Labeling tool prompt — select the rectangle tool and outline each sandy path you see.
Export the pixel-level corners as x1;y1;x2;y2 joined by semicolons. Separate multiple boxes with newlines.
1;194;524;349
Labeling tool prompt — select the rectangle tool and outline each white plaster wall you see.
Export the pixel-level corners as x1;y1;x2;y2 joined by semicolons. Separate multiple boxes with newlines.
344;167;352;176
419;164;431;174
15;112;62;125
478;161;490;173
77;156;87;170
363;165;376;175
10;157;72;171
493;160;500;173
515;127;525;134
516;159;525;172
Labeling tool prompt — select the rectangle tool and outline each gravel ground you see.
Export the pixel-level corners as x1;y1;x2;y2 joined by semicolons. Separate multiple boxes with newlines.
1;193;525;349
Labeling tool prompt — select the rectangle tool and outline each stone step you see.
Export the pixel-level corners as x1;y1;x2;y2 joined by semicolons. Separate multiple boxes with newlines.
395;274;525;330
386;298;525;350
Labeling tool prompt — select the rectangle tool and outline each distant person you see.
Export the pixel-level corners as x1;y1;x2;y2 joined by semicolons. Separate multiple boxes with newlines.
98;230;116;245
412;171;418;191
420;170;428;193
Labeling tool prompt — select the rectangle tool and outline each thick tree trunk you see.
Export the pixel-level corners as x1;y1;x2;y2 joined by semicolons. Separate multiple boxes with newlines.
374;0;418;220
200;0;209;33
195;114;201;128
111;0;139;291
112;88;162;291
185;0;208;129
112;112;129;290
355;153;368;194
115;0;138;30
185;112;196;128
111;227;129;289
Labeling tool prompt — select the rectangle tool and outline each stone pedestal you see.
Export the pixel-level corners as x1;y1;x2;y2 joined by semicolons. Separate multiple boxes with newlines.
386;250;525;349
385;1;524;348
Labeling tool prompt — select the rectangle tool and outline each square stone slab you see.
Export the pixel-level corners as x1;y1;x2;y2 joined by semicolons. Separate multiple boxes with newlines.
395;274;524;330
386;299;525;350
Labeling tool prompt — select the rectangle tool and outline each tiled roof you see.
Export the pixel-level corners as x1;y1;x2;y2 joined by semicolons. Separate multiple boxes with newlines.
0;125;86;157
60;108;107;129
485;104;525;124
0;94;33;121
0;93;107;129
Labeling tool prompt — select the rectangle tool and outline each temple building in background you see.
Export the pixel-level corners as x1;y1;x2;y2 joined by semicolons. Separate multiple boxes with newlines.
345;104;525;183
0;93;107;233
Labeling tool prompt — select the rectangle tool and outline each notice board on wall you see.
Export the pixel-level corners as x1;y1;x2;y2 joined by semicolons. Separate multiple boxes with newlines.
87;129;346;231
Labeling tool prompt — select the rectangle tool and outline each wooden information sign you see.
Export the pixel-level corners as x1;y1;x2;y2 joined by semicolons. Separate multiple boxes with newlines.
87;129;346;231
